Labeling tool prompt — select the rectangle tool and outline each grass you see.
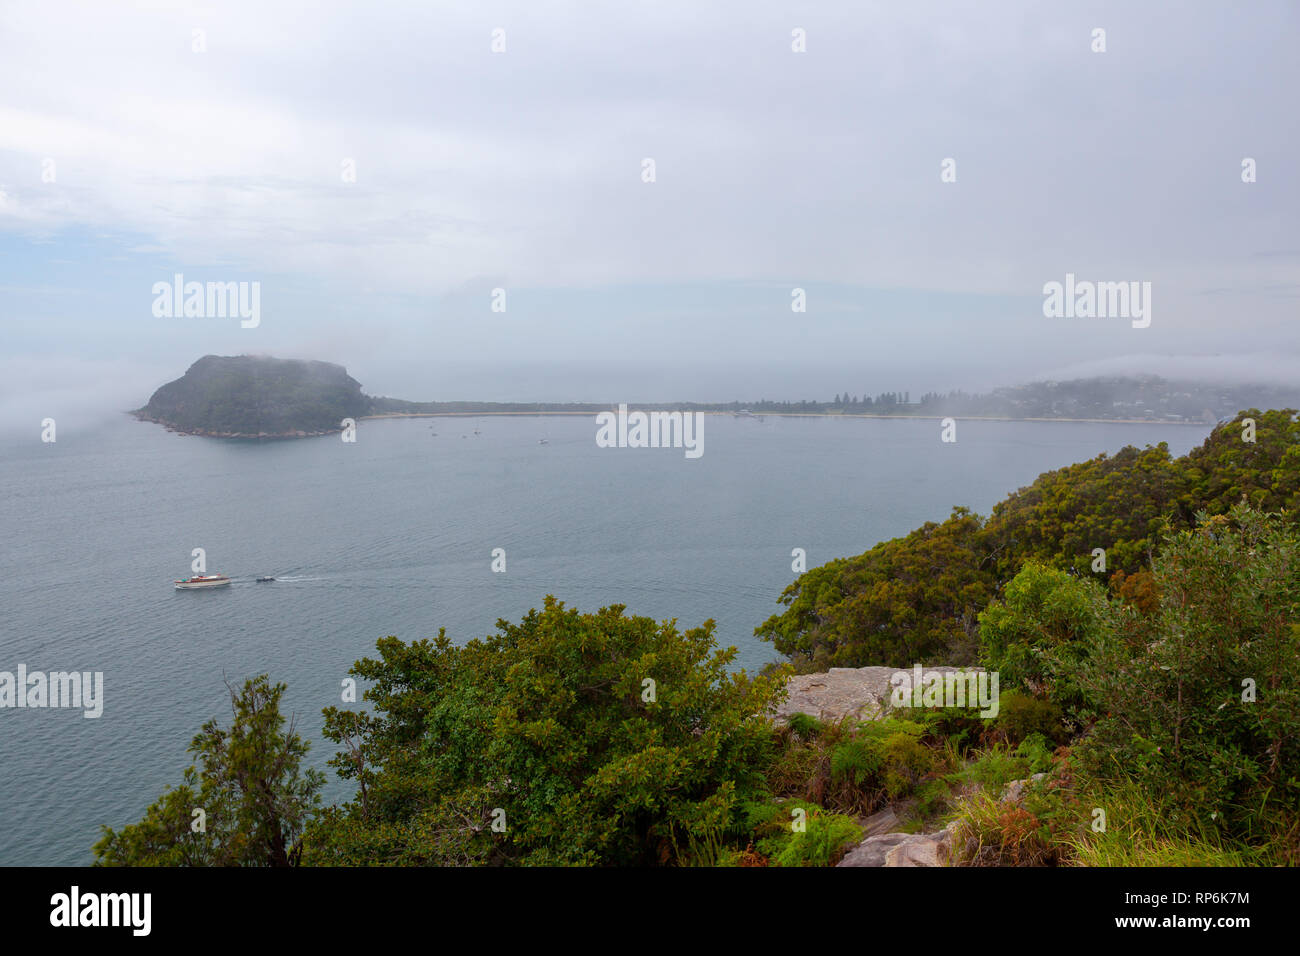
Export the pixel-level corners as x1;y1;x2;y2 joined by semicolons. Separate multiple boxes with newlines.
753;710;1293;868
1061;776;1293;867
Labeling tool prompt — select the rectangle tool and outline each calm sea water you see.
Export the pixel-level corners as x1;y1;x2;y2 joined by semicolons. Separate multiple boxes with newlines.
0;413;1210;865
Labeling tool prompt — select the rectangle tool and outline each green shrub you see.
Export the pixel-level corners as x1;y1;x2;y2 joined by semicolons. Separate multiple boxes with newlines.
880;731;936;798
95;676;324;867
956;745;1030;793
997;690;1067;745
978;563;1107;707
303;597;786;866
949;788;1076;867
755;508;994;669
767;716;945;815
828;739;882;788
919;706;989;752
787;712;826;741
1015;733;1055;775
1068;505;1300;855
748;799;863;867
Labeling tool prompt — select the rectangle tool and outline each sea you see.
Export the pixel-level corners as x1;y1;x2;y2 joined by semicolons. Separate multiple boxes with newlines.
0;412;1212;865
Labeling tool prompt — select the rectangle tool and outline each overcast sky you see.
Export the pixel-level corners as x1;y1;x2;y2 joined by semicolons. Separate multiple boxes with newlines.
1;0;1297;428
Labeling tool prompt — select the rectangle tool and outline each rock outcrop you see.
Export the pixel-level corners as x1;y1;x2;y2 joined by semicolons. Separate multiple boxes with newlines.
1000;773;1048;805
778;664;1009;868
838;818;959;868
774;665;984;725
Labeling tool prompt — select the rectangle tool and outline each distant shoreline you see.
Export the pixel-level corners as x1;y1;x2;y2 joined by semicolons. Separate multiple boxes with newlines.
361;410;1210;426
133;407;1213;440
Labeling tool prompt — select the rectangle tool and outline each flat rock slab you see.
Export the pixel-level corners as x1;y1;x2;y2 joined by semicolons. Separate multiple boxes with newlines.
775;665;984;725
884;834;950;867
837;832;911;867
838;830;952;868
861;805;904;837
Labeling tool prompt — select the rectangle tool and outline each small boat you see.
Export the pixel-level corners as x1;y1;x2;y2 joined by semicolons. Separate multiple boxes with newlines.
174;573;231;590
538;439;548;445
256;576;276;583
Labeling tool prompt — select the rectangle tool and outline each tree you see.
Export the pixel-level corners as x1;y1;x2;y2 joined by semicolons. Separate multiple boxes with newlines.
757;411;1300;676
756;508;994;670
305;598;786;866
1067;504;1300;840
984;505;1300;849
977;562;1108;708
94;675;324;866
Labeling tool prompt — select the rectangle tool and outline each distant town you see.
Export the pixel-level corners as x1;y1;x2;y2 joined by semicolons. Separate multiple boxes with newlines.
374;375;1299;425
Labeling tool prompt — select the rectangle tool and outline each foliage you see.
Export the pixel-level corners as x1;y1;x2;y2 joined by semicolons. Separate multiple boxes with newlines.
302;597;786;866
767;715;946;816
756;508;994;671
995;690;1068;746
949;787;1076;867
1108;568;1160;614
978;564;1108;708
758;411;1300;671
1015;734;1055;775
1062;775;1292;867
746;799;863;867
94;675;323;866
1066;504;1300;851
953;744;1032;794
786;712;826;741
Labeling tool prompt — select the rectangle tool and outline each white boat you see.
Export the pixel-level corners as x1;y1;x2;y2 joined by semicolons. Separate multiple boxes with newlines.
174;573;231;589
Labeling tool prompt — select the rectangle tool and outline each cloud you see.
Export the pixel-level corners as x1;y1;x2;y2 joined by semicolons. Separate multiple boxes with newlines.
0;0;1296;405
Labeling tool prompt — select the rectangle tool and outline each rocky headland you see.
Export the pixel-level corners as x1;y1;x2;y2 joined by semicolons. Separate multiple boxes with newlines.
134;355;372;438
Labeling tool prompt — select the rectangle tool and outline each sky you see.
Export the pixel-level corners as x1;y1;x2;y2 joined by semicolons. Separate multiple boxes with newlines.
1;0;1297;430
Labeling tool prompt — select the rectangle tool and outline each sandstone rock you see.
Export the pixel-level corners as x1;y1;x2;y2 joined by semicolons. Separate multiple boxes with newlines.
884;831;951;867
774;665;984;726
838;829;952;868
1000;773;1048;805
861;805;904;837
836;832;910;867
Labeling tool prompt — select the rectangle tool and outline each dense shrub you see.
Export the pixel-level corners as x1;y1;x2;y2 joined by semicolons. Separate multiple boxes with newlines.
995;690;1068;746
746;799;863;867
304;597;786;866
1066;505;1300;850
977;563;1107;708
759;411;1300;673
94;676;324;867
755;508;994;671
769;715;943;815
950;789;1075;867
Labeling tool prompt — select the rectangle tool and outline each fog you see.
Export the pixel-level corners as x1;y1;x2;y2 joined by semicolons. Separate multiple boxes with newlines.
1;0;1297;421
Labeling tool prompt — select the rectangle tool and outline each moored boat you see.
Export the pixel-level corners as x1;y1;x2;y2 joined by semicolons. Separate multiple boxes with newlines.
174;574;231;589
